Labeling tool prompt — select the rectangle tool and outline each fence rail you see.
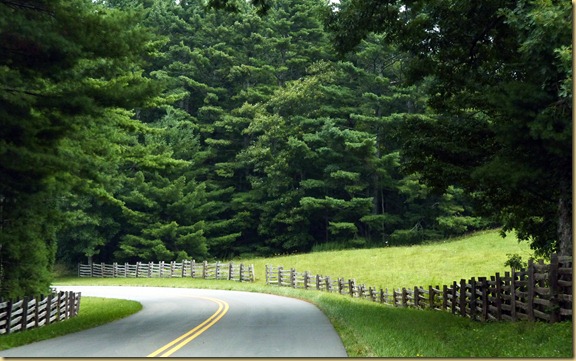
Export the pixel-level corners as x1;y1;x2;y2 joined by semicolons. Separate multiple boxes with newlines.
79;260;255;282
266;253;572;323
0;291;81;335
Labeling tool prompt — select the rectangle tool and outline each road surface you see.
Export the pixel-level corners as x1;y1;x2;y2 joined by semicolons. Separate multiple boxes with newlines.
0;286;348;357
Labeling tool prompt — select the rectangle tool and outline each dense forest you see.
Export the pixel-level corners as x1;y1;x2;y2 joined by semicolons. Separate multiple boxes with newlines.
0;0;571;298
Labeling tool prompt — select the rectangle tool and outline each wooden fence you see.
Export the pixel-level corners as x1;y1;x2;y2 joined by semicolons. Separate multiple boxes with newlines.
78;260;255;282
0;291;81;335
265;253;572;323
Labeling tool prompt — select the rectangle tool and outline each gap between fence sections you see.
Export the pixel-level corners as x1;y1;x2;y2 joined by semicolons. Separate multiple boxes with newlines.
265;254;572;323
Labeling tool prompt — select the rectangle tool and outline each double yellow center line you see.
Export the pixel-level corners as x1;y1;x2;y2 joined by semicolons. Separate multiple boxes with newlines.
147;296;229;357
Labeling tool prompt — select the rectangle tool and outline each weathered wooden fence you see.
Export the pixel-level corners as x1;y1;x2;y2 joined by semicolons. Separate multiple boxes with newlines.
78;260;255;282
265;254;572;323
0;291;81;335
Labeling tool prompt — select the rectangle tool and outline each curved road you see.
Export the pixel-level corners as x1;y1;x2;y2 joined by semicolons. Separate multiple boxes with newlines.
0;286;347;357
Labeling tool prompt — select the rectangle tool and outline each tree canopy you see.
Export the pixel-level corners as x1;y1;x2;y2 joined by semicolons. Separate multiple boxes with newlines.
0;0;160;297
326;0;572;257
0;0;569;298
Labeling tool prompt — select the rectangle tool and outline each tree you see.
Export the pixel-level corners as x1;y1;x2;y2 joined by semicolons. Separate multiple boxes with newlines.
112;111;209;262
0;0;159;297
326;0;572;257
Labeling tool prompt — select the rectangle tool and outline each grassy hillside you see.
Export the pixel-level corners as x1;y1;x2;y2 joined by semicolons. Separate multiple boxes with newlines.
241;229;533;289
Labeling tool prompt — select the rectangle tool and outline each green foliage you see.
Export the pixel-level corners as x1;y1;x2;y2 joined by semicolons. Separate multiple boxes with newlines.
327;0;572;256
3;0;508;298
0;0;161;298
504;253;528;271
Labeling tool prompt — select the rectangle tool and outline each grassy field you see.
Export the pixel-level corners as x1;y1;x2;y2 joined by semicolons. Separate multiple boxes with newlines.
243;229;535;289
2;229;572;357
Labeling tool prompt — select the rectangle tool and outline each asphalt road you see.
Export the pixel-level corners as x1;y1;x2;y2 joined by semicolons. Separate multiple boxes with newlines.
0;286;348;357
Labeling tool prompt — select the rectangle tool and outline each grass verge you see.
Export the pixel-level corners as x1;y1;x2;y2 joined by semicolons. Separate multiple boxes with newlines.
0;297;141;351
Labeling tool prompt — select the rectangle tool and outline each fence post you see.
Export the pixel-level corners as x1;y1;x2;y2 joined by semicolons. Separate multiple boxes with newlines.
469;278;477;321
428;286;434;309
316;274;321;290
290;268;296;288
451;282;458;314
526;259;535;321
479;277;488;321
6;300;13;334
413;287;420;308
190;260;196;278
202;261;208;279
20;297;29;331
66;292;73;319
45;294;52;325
63;292;69;319
33;296;40;328
400;288;407;307
442;285;448;310
368;287;375;302
494;273;502;320
380;288;387;304
74;292;81;316
348;279;355;297
509;271;517;321
548;253;560;323
278;266;283;286
459;279;467;318
325;276;331;292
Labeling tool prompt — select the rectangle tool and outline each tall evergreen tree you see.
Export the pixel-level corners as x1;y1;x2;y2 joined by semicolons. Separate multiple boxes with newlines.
0;0;159;297
326;0;572;256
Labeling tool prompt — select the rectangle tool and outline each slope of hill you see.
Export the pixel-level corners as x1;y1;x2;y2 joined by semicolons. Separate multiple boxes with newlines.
241;230;533;289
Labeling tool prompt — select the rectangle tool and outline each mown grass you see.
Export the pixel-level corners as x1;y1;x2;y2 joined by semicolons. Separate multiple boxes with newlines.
310;292;572;357
3;229;572;357
241;229;535;289
0;297;141;351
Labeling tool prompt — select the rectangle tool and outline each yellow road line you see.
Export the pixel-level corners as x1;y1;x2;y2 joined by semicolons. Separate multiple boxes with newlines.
147;296;229;358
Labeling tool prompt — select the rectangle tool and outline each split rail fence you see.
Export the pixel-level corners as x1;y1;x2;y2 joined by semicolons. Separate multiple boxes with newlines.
0;291;81;335
266;253;572;323
78;260;255;282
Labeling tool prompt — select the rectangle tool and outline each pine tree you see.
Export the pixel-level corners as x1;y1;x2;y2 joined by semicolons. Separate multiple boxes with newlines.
327;0;572;256
0;0;159;297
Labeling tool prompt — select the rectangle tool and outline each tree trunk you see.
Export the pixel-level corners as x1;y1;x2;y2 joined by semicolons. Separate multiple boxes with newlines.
557;180;572;256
